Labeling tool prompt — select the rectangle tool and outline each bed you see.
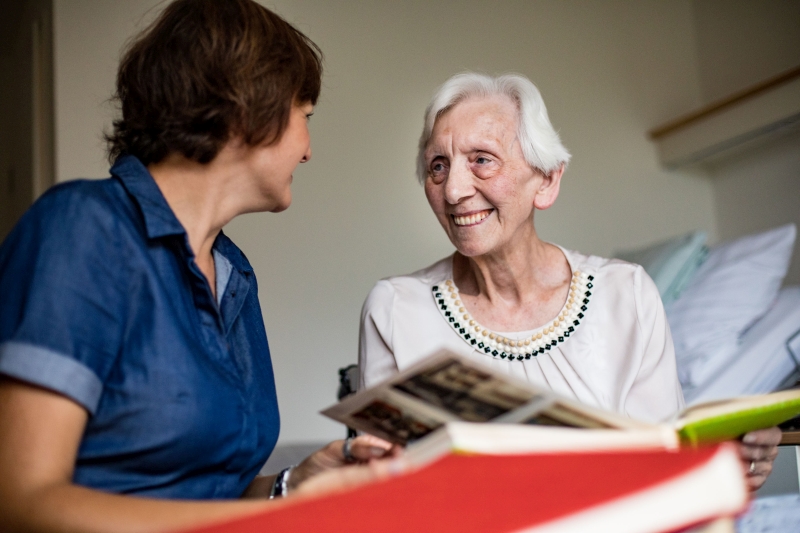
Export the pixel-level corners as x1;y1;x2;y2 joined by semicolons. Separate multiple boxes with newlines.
685;286;800;405
617;223;799;404
618;225;800;499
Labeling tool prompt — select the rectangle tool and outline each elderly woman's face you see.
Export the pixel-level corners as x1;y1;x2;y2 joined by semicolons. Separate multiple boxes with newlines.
423;95;544;257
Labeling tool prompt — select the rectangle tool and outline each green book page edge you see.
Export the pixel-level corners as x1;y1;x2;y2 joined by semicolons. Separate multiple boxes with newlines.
677;398;800;446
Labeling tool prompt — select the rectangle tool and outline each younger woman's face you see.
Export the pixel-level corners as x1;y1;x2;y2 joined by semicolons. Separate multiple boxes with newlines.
243;101;314;212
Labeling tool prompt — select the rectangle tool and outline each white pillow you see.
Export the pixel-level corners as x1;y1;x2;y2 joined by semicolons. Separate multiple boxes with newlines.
615;231;708;306
667;224;797;389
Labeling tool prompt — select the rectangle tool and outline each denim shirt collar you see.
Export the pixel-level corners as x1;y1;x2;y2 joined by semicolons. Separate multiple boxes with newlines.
110;155;253;274
111;155;186;240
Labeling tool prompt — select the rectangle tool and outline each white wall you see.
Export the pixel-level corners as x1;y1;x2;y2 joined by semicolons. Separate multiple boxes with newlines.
54;0;717;443
692;0;800;284
692;0;800;103
708;130;800;284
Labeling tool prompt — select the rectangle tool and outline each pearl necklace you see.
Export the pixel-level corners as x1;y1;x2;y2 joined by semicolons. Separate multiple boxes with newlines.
431;270;594;361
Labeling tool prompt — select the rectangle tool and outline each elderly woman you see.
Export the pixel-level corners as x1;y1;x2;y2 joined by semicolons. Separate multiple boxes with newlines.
359;72;780;491
0;1;396;531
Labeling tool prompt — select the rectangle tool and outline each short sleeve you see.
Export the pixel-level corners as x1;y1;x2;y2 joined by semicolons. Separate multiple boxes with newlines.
358;280;399;390
0;185;128;413
624;266;686;423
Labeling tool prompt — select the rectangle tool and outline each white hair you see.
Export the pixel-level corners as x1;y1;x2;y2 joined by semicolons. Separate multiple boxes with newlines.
416;72;571;183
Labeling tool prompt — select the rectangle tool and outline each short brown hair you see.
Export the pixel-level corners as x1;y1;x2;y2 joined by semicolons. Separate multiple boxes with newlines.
106;0;322;165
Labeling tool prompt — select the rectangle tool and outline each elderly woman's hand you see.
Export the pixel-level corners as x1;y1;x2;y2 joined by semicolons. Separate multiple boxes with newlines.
288;435;402;493
739;426;781;491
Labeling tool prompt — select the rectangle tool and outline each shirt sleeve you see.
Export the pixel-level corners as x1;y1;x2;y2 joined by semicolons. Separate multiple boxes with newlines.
0;186;128;414
624;266;686;423
358;280;399;390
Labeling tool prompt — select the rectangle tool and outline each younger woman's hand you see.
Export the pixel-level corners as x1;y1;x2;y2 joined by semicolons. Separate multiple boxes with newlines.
291;456;407;498
288;435;402;492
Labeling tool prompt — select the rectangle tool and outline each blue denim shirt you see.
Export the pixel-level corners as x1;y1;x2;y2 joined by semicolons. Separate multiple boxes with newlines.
0;155;279;499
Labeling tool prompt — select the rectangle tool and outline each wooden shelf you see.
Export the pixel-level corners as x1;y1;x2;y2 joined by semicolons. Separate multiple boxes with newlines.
648;65;800;169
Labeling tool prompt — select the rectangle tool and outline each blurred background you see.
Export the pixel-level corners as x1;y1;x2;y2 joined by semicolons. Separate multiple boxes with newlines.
1;0;799;446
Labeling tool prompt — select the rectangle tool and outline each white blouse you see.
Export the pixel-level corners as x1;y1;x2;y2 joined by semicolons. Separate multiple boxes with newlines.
358;247;685;424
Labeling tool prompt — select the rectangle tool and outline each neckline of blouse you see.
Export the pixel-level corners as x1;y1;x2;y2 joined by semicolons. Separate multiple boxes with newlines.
431;246;595;361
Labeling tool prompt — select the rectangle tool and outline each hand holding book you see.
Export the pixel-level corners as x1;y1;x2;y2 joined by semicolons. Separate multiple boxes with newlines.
301;435;400;486
738;426;782;491
184;429;749;533
322;350;800;451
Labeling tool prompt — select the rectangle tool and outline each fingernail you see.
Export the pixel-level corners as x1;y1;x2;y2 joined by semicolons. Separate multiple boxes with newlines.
369;446;387;457
743;434;756;444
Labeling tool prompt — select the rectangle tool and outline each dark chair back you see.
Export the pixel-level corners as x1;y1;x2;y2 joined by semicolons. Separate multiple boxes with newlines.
337;364;359;438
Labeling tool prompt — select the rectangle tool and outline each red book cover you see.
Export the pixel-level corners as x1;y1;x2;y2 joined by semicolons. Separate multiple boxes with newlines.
183;444;746;533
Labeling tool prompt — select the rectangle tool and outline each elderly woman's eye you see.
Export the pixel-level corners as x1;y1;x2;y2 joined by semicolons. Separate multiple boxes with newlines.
475;156;490;164
428;160;448;183
430;160;448;174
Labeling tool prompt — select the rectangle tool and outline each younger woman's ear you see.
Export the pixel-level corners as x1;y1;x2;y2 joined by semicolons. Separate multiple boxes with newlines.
533;164;565;211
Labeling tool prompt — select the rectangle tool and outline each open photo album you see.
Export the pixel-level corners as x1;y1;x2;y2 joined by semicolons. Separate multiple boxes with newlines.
322;350;800;447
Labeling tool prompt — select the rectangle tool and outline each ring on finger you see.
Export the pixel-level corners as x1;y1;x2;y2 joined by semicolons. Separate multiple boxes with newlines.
342;437;356;463
749;460;756;475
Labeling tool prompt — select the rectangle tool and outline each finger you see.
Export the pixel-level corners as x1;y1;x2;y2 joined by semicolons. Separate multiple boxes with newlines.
739;445;766;462
294;456;407;497
352;434;395;451
767;445;780;461
740;454;774;481
742;427;782;447
292;441;351;481
752;444;780;462
739;443;781;462
347;435;396;461
747;472;768;492
293;464;374;497
297;436;398;482
746;457;772;491
737;441;755;461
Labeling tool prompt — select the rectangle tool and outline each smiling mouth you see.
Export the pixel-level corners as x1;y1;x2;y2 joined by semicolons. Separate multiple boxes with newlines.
452;209;493;227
